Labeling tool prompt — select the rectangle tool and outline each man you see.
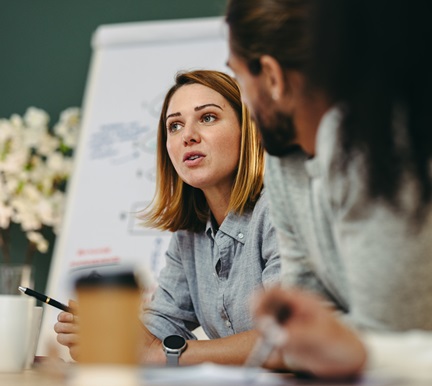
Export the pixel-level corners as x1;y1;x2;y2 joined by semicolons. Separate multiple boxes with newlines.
225;0;432;379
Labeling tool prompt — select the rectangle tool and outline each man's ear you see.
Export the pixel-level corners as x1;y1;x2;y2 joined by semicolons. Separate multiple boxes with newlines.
260;55;285;101
260;55;303;112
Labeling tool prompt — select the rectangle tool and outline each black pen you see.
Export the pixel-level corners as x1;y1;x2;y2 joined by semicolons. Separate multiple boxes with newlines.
18;286;72;313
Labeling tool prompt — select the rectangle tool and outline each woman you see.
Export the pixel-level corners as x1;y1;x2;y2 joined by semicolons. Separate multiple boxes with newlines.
55;70;281;366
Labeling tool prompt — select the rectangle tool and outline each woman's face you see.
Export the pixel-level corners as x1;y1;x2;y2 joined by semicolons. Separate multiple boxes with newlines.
165;83;241;196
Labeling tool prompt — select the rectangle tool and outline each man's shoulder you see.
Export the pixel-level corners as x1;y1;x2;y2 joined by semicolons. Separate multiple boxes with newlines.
267;147;309;178
265;148;310;198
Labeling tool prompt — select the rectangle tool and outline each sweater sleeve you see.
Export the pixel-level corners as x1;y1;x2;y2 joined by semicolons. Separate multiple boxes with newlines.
362;330;432;380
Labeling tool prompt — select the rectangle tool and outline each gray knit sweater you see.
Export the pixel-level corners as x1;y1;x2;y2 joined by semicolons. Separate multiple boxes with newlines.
265;107;432;332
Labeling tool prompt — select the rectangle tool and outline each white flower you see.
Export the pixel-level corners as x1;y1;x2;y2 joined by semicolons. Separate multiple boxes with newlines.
24;107;49;130
0;119;14;143
0;202;13;228
3;177;18;198
54;107;80;148
14;207;41;231
46;152;65;174
59;107;80;128
37;133;60;157
27;231;49;253
9;114;23;128
61;157;74;176
22;184;42;202
36;199;56;227
0;148;29;174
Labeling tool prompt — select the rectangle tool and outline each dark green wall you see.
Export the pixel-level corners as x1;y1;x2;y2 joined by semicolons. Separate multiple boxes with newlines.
0;0;227;118
0;0;227;293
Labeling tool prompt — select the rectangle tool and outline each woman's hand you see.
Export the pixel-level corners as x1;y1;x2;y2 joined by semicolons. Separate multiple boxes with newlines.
54;300;80;361
253;286;367;379
52;298;168;364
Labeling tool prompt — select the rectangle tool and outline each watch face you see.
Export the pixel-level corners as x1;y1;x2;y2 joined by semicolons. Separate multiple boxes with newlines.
163;335;186;350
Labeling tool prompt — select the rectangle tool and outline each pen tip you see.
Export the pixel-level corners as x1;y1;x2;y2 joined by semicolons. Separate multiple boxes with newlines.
18;286;25;293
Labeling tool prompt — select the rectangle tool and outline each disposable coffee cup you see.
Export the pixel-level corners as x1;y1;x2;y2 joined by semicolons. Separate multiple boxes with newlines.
75;270;141;365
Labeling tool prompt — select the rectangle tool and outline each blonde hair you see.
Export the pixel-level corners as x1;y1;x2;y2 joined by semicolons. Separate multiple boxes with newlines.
142;70;264;232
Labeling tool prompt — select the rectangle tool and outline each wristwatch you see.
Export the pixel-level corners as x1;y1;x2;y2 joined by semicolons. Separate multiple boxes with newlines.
162;335;187;366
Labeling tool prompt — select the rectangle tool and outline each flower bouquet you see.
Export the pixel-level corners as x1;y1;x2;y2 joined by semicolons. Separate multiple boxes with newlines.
0;107;80;264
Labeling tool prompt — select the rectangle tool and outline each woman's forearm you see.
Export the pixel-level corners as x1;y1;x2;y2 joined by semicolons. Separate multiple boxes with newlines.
139;328;285;368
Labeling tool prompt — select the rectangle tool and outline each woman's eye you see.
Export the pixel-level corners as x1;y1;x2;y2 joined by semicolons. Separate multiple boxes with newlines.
202;114;216;123
168;122;182;132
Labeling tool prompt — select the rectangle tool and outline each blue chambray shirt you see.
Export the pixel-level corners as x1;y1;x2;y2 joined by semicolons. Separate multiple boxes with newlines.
142;191;280;340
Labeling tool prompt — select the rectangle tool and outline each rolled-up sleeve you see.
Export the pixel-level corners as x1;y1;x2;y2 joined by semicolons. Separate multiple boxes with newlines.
142;235;200;340
260;202;281;289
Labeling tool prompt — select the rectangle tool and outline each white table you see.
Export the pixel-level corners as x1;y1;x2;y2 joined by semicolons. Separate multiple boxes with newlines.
1;364;430;386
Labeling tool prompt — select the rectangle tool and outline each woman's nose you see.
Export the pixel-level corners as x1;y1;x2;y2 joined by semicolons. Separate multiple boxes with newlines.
182;124;200;145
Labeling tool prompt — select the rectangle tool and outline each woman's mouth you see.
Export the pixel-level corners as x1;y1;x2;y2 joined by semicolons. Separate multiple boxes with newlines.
183;152;205;165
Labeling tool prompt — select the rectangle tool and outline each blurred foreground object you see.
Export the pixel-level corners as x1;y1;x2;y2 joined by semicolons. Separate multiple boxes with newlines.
74;270;141;365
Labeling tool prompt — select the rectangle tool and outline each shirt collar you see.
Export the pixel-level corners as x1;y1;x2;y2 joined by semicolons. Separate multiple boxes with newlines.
205;201;257;244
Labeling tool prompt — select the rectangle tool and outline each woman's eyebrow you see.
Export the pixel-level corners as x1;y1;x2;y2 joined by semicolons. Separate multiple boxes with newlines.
166;103;223;122
195;103;223;111
166;112;181;121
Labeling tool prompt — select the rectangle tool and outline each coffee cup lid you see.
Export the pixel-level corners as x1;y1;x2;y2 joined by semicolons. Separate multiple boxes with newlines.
75;270;139;289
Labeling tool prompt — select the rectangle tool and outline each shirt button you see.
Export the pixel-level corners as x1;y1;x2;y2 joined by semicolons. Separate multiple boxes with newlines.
225;321;231;328
238;233;244;239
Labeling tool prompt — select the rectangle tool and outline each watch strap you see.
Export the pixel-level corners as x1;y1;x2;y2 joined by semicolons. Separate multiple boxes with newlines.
166;351;180;366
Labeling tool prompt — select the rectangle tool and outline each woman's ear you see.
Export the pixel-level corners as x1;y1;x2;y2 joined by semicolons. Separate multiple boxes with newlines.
259;55;304;113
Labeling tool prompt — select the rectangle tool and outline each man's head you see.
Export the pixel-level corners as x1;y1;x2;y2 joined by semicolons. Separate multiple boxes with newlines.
226;0;310;73
225;0;320;156
227;0;432;214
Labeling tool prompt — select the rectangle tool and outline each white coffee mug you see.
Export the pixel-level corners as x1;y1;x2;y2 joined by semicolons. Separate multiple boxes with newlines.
0;295;35;372
25;306;43;369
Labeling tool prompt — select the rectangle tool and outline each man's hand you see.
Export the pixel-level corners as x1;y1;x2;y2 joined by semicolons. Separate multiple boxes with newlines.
253;286;367;379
